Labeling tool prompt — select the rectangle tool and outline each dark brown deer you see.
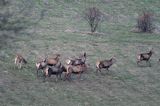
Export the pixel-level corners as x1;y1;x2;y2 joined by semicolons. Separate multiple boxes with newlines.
96;57;116;73
14;54;27;69
137;49;153;66
43;62;67;82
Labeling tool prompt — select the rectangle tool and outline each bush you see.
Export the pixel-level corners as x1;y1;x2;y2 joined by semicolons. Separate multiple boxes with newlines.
84;7;102;33
137;11;154;32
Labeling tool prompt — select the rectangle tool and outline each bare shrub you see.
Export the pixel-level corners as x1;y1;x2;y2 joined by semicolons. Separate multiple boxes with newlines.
137;11;154;32
84;7;102;33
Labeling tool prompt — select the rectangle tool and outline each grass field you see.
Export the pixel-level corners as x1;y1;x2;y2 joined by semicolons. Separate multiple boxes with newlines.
0;0;160;106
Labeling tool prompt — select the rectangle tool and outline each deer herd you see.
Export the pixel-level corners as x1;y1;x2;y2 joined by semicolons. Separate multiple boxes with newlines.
14;48;157;82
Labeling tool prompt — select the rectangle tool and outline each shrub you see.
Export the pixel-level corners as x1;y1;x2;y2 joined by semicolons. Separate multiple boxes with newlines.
84;7;102;33
137;11;154;32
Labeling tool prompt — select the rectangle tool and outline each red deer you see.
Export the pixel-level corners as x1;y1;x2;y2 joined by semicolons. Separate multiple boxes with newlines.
44;54;60;66
43;62;67;82
35;59;47;77
96;57;116;73
137;49;153;66
66;52;86;66
14;54;27;69
35;54;60;77
64;64;87;80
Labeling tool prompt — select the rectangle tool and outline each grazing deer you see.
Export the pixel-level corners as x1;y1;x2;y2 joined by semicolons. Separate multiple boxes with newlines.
14;54;27;69
43;62;66;82
66;52;86;66
137;49;153;66
96;57;116;73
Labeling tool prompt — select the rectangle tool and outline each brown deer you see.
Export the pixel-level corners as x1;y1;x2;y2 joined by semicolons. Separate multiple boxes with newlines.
64;64;87;80
96;57;116;73
35;54;60;77
14;54;27;69
66;52;86;66
44;54;60;66
137;49;153;66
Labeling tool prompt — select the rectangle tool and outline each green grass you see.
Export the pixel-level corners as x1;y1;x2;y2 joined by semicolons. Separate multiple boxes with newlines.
0;0;160;106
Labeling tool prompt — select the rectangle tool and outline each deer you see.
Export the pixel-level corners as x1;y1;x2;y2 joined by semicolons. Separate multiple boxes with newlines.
35;54;60;77
14;54;27;69
43;62;67;82
64;64;87;80
137;49;153;66
96;57;116;73
44;54;60;66
65;52;86;66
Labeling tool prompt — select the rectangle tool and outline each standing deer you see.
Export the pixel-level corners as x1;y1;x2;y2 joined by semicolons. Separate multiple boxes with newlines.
64;64;87;80
137;49;153;66
66;52;86;66
35;54;60;77
64;52;87;80
96;57;116;73
14;54;27;69
43;62;66;82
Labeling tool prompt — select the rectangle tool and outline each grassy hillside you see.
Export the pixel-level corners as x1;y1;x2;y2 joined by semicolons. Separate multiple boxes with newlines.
0;0;160;106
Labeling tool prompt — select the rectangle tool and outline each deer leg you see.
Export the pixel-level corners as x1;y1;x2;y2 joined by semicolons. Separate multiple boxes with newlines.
148;60;151;67
59;73;62;80
18;63;20;69
64;73;67;80
78;72;82;80
55;74;58;82
19;62;22;69
36;69;39;78
107;68;110;72
96;68;101;73
43;73;46;82
137;60;140;66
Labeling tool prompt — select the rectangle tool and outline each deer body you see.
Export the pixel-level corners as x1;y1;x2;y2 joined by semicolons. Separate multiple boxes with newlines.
36;54;60;77
66;52;86;66
96;58;116;72
137;50;153;66
43;62;66;82
64;64;87;80
14;54;27;69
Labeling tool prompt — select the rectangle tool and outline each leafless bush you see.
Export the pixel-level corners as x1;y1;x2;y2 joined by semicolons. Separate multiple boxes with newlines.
84;7;102;33
137;11;154;32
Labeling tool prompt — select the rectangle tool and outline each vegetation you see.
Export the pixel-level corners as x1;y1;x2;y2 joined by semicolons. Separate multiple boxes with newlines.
0;0;160;106
137;11;154;32
84;7;102;33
